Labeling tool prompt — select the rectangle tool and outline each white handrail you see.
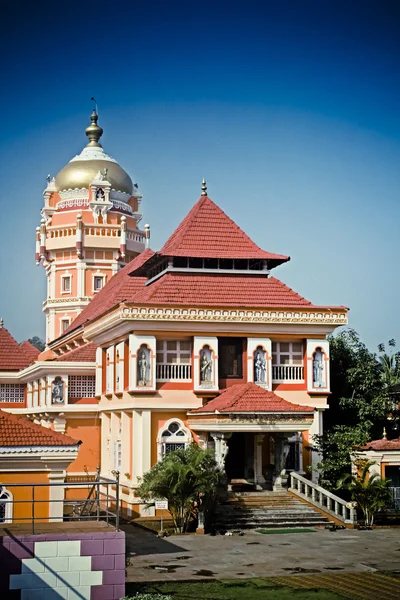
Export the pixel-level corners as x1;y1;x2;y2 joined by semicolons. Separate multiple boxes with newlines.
289;472;357;524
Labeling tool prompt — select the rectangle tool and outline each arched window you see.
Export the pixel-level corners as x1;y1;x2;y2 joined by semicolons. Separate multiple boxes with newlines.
0;485;13;523
157;419;192;460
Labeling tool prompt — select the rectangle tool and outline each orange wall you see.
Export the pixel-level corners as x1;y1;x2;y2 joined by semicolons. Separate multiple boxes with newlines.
0;471;49;523
65;417;101;474
150;411;189;465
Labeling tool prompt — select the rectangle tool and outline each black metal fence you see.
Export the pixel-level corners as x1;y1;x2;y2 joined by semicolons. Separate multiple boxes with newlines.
0;471;120;534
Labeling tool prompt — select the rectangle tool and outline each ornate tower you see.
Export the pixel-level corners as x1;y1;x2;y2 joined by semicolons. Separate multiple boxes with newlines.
37;110;146;344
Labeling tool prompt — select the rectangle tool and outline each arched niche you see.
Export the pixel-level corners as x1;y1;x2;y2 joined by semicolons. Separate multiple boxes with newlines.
253;346;267;385
137;344;151;387
51;377;64;404
312;347;326;387
199;345;213;387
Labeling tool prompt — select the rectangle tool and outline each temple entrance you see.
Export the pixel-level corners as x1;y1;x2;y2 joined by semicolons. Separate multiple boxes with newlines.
225;433;255;484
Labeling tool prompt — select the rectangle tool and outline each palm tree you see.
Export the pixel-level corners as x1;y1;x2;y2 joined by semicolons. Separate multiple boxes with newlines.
338;460;393;526
138;444;220;533
378;340;400;390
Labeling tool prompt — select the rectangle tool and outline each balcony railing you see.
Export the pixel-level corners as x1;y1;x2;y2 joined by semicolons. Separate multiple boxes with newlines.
156;363;192;381
272;365;304;382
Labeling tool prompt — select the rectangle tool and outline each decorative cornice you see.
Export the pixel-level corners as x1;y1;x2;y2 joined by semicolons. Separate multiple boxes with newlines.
120;305;348;325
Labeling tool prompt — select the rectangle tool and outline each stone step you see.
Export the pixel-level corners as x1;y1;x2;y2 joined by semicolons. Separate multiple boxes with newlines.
216;514;330;523
216;509;320;516
214;520;330;530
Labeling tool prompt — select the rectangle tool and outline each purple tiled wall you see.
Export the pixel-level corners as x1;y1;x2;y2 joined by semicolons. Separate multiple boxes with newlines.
0;530;125;600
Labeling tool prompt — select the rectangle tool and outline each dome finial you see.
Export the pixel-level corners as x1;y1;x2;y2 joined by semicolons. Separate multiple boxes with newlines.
201;178;207;196
383;427;387;439
85;99;103;147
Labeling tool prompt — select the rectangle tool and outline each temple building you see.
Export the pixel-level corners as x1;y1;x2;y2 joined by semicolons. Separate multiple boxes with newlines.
0;112;349;519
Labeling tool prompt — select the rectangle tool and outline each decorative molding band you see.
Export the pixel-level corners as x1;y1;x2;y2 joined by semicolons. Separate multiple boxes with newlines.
0;445;80;454
120;306;348;326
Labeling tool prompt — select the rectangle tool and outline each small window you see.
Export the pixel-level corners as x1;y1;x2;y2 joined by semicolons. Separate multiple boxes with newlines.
61;319;70;333
156;340;192;365
61;276;71;293
94;276;104;292
272;342;303;366
0;485;13;523
113;441;122;471
218;338;243;378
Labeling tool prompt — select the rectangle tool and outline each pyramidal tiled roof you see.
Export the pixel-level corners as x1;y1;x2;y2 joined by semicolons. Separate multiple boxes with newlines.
55;342;97;362
0;410;80;447
132;272;313;308
190;382;314;414
20;340;41;364
0;327;38;371
361;437;400;451
159;196;289;263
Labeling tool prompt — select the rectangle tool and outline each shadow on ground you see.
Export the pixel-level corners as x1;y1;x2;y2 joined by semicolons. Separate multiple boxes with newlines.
123;523;189;557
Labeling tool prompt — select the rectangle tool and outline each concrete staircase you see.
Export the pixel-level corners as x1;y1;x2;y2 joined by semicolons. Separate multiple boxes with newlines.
214;491;332;531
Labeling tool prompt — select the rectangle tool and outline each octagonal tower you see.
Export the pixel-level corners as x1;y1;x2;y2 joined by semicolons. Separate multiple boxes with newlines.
36;110;147;344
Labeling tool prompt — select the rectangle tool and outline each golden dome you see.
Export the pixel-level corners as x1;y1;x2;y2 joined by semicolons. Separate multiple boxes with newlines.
55;111;133;196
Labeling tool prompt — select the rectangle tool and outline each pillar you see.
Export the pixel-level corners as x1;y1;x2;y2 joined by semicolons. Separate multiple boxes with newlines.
273;435;291;491
48;470;66;522
254;434;266;489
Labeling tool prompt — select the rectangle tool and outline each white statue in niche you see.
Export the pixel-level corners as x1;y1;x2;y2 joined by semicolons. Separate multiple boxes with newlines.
254;348;266;383
313;348;325;387
96;187;105;201
137;346;150;386
200;347;213;385
52;377;64;404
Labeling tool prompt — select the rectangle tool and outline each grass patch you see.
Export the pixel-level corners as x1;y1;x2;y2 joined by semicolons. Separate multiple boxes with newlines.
126;579;345;599
256;528;316;534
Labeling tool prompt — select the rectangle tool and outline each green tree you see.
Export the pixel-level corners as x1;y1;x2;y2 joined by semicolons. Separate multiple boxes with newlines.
338;460;393;526
28;336;45;352
377;339;400;390
314;329;392;488
137;444;220;533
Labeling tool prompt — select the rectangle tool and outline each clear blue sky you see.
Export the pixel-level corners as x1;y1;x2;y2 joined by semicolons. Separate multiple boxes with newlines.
0;0;399;351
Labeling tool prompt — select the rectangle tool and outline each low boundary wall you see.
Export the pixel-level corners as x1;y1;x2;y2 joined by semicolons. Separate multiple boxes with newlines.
0;529;125;599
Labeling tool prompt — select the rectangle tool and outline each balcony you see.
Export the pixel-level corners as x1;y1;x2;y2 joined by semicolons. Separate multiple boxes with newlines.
272;365;304;382
156;363;192;382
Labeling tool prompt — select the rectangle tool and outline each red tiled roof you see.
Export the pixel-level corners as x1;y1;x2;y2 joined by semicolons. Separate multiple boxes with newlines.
0;327;36;371
361;437;400;451
59;250;153;338
20;340;41;364
0;410;80;447
55;342;97;362
159;196;289;263
190;383;315;414
132;272;313;308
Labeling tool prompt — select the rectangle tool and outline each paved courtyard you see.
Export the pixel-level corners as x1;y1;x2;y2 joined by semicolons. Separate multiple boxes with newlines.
124;525;400;583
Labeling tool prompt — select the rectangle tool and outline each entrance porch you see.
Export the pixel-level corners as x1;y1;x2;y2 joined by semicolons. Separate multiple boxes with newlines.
206;430;304;491
187;382;318;490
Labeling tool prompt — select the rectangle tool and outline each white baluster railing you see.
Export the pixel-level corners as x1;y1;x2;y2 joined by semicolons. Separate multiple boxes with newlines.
156;363;192;381
272;365;304;382
289;472;357;525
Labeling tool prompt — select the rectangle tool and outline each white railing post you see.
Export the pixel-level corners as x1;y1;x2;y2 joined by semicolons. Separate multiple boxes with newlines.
156;363;192;382
289;472;357;525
